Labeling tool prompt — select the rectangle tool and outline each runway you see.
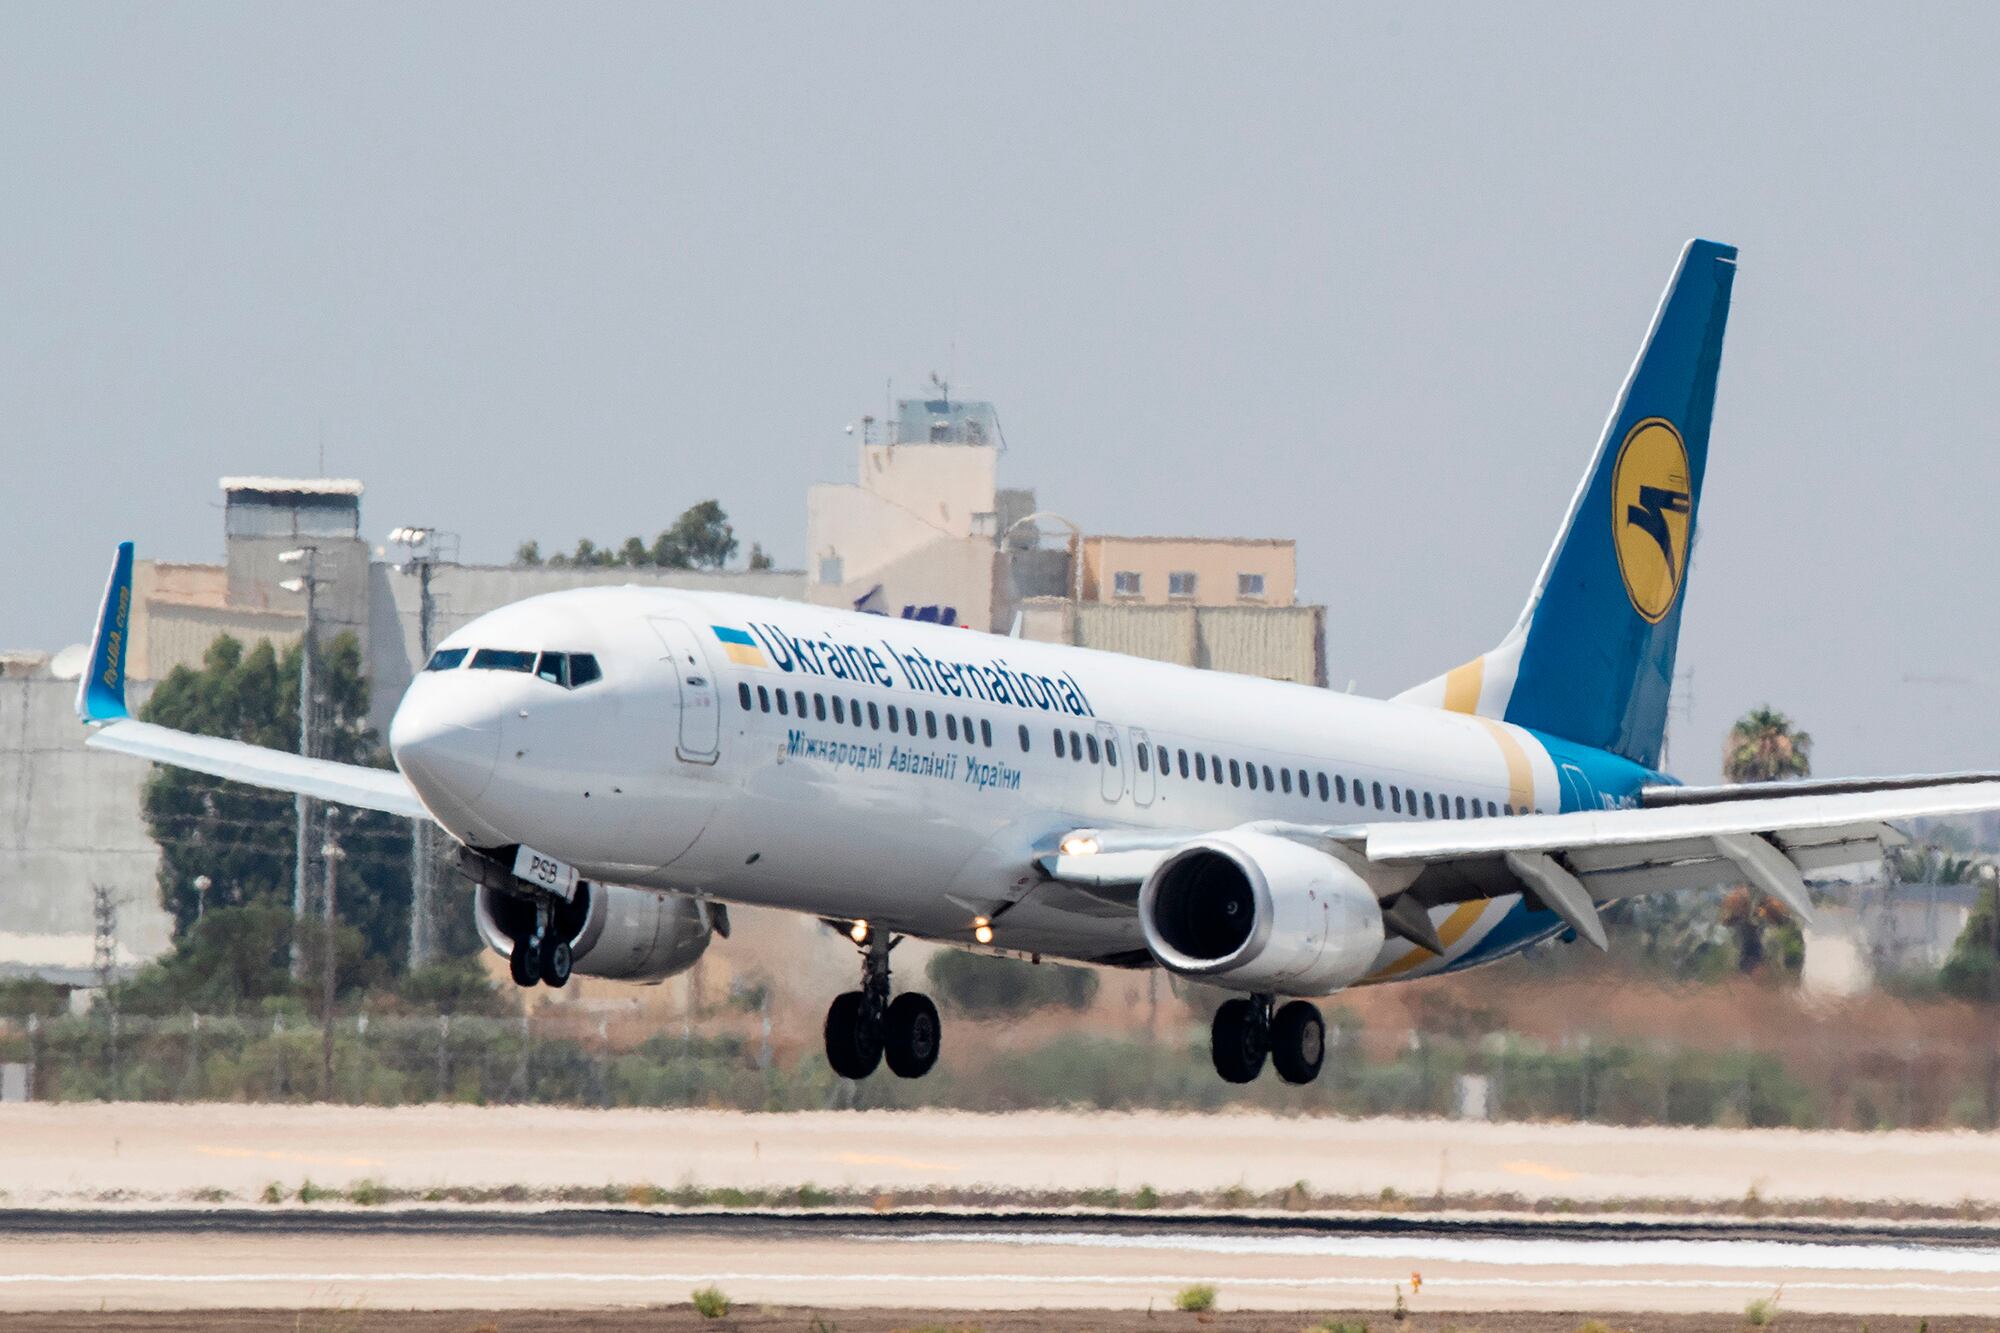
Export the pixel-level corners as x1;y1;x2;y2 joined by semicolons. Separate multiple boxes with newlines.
4;1209;1999;1316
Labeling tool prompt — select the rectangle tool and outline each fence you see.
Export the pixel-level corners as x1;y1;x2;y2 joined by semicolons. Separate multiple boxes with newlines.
5;1009;1998;1130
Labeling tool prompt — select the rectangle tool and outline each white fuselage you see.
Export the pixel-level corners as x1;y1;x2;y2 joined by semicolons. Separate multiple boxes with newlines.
389;586;1576;978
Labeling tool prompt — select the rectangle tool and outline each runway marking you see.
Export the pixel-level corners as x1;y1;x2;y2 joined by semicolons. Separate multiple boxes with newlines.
832;1151;964;1172
1502;1159;1581;1182
872;1231;2000;1277
2;1272;1999;1297
196;1147;386;1169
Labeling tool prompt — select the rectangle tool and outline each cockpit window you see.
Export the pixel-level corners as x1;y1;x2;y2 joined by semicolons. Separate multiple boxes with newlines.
536;652;567;686
569;654;601;687
471;649;536;672
425;647;468;671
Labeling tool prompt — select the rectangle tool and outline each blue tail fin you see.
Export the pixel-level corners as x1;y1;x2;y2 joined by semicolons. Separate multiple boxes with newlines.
77;541;135;723
1396;240;1737;771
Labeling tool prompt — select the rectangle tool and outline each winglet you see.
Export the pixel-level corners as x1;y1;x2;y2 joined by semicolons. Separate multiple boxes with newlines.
77;541;135;723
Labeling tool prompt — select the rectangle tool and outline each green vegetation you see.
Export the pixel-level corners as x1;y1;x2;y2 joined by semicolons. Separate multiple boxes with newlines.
690;1284;731;1318
517;500;747;571
1745;1292;1780;1324
1723;706;1812;783
924;949;1099;1016
1171;1283;1215;1312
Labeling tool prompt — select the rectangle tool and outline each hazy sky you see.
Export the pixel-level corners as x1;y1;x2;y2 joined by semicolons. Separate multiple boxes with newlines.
6;4;1998;783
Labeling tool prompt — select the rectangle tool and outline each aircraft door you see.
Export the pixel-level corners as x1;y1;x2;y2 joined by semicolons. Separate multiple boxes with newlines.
1095;721;1123;802
1559;762;1599;813
649;618;721;764
1130;726;1156;807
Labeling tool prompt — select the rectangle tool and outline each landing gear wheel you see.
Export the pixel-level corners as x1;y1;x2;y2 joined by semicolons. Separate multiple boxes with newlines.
1211;996;1269;1084
540;934;572;989
824;990;883;1080
884;992;941;1079
1270;1000;1325;1085
508;934;542;988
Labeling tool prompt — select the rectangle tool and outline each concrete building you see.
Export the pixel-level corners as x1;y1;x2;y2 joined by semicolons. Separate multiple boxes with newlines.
1079;535;1298;608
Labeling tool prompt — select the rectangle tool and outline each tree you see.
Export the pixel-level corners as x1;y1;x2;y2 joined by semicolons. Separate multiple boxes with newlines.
1940;875;2000;1002
514;540;542;567
747;542;774;572
1723;706;1812;784
138;633;414;967
650;500;738;570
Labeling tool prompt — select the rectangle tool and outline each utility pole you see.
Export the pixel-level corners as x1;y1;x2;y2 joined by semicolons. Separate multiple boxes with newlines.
320;839;345;1100
279;545;323;980
390;527;456;969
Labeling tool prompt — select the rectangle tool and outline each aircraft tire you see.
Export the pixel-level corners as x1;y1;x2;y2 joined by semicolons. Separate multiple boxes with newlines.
1270;1000;1325;1085
541;935;572;989
508;934;541;988
824;990;883;1080
1210;997;1268;1083
884;992;941;1079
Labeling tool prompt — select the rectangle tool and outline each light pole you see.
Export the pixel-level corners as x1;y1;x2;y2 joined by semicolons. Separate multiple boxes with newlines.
320;838;345;1100
278;545;324;980
390;526;457;969
192;874;211;925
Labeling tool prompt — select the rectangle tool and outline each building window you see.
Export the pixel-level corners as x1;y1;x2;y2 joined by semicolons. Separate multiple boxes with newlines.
1237;572;1266;600
1112;570;1143;598
1168;571;1198;599
817;554;844;585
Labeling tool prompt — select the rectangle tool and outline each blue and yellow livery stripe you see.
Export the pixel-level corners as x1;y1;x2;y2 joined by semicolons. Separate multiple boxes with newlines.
710;624;768;668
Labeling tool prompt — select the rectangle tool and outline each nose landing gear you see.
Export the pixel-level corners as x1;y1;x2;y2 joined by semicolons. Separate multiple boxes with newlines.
506;894;572;990
823;927;941;1080
1211;994;1324;1084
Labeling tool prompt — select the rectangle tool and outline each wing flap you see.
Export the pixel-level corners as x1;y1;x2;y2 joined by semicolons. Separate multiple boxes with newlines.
88;719;428;820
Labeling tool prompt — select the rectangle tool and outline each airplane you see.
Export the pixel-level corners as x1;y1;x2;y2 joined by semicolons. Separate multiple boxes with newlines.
72;239;2000;1086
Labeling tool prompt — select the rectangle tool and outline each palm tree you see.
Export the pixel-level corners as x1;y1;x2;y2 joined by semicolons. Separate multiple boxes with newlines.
1723;706;1812;784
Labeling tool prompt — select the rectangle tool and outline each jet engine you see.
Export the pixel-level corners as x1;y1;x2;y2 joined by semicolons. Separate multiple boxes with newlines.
475;881;715;984
1138;830;1386;995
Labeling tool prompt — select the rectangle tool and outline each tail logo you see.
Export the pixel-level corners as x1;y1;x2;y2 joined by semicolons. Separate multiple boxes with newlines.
1611;417;1692;624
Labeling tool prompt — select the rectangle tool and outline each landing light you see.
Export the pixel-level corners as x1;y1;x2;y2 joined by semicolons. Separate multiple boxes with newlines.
973;917;994;945
1060;835;1100;857
849;919;870;944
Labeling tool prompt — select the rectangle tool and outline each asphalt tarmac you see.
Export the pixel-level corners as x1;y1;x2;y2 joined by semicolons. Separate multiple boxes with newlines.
3;1208;1997;1317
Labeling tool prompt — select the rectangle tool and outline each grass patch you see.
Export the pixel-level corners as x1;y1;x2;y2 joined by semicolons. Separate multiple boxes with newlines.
1172;1283;1216;1312
346;1179;388;1206
1745;1293;1780;1325
296;1179;339;1204
691;1285;731;1318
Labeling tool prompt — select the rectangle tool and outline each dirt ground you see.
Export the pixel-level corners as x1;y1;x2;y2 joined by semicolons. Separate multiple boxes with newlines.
0;1309;1983;1332
3;1291;1976;1328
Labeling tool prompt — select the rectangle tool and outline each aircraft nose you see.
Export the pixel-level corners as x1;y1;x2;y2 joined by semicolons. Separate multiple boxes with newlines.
390;687;502;827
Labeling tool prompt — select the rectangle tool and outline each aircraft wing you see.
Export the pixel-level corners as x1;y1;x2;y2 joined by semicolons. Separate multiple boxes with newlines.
1040;775;2000;954
75;542;430;822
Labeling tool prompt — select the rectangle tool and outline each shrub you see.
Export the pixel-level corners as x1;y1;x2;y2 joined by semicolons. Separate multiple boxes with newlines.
1745;1294;1779;1325
692;1285;731;1318
1172;1283;1216;1312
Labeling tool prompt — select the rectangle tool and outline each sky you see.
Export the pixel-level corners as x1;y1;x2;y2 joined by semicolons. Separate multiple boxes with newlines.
4;3;1998;784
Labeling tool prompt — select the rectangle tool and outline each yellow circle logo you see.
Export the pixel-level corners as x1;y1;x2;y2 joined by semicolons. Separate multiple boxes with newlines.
1611;417;1692;624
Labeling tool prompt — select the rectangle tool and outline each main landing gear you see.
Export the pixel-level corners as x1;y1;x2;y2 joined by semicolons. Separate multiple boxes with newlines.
823;928;941;1080
1211;994;1324;1085
506;893;573;990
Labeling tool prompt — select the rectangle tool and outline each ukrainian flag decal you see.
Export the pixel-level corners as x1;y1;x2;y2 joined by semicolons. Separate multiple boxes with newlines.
711;624;768;668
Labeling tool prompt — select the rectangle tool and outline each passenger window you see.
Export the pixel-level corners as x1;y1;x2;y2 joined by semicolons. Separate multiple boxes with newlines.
471;649;536;672
1262;764;1275;791
1405;788;1417;814
1138;745;1150;773
814;695;828;722
1246;762;1259;791
1391;787;1403;813
946;715;958;741
1228;758;1242;787
962;716;974;743
1321;773;1333;802
757;685;771;712
1211;754;1224;783
1085;733;1100;764
1054;729;1066;758
851;699;863;725
1455;795;1467;819
567;654;602;687
832;696;846;724
1106;739;1118;767
981;719;993;747
1157;745;1170;774
1279;767;1292;794
1194;752;1207;781
886;704;899;732
904;708;917;734
1504;804;1515;816
1071;730;1084;761
925;711;938;739
424;647;468;671
1423;792;1435;819
1018;724;1031;752
737;682;753;710
794;690;808;717
1373;782;1384;810
776;690;790;716
1178;749;1191;778
868;702;881;729
1489;801;1500;817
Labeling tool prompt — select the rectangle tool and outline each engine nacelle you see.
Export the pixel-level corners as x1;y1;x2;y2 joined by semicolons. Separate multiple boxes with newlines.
1138;830;1386;996
476;881;714;984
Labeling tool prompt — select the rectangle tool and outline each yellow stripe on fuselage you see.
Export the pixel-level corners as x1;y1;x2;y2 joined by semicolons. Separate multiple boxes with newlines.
1474;717;1537;813
1361;898;1492;983
1441;658;1484;714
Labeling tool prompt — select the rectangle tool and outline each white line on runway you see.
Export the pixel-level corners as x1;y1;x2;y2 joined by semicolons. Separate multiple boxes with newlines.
872;1231;2000;1276
2;1273;1999;1297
